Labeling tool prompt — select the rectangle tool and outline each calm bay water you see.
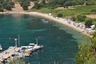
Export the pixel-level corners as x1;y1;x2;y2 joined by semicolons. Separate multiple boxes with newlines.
0;14;86;64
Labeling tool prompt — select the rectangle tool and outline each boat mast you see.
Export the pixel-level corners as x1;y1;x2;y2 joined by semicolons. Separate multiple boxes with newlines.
0;44;2;50
36;38;38;45
14;38;17;47
54;60;56;64
18;35;20;47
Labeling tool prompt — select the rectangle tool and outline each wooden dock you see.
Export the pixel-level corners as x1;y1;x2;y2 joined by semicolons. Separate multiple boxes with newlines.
0;46;20;62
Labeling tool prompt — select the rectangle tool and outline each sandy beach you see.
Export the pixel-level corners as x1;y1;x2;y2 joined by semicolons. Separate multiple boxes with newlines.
0;12;93;37
29;12;93;36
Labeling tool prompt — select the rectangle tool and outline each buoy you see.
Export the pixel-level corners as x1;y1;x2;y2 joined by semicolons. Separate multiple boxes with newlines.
9;37;12;40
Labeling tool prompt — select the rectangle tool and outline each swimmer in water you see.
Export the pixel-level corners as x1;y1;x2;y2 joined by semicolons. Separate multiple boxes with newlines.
9;37;12;40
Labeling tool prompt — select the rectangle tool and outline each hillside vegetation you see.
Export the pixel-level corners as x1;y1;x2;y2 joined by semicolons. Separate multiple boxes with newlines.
32;0;96;9
0;0;35;11
31;0;96;16
75;32;96;64
30;0;96;28
0;0;14;11
0;0;96;64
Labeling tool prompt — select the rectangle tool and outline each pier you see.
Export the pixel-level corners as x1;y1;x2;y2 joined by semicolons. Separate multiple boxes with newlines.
0;46;20;62
0;37;43;63
0;44;43;62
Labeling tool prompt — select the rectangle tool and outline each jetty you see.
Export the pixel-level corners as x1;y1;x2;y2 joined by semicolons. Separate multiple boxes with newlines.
0;46;20;62
0;35;43;63
0;44;43;63
0;40;43;63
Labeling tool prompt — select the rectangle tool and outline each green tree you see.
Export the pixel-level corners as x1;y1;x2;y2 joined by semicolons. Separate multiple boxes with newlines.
9;1;14;7
33;2;43;9
41;0;46;5
0;8;3;12
22;4;28;10
76;34;96;64
63;1;72;8
77;0;84;5
5;4;12;10
91;9;96;13
77;15;86;22
20;0;30;10
2;1;7;8
57;13;63;17
71;16;76;21
85;19;93;28
92;31;96;38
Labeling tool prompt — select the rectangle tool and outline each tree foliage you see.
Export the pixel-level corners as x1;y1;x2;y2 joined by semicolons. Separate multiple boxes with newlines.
0;8;3;12
20;0;30;10
91;9;96;13
92;31;96;38
4;4;12;10
76;33;96;64
33;2;43;9
77;15;86;22
0;0;14;10
71;16;76;21
33;0;96;9
57;13;63;17
22;4;28;10
41;0;46;5
0;4;3;12
85;19;93;28
9;59;25;64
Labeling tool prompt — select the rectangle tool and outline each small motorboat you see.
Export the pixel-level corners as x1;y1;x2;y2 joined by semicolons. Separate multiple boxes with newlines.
41;19;49;23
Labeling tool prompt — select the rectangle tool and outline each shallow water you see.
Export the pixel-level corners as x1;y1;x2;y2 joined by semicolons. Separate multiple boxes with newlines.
0;14;86;64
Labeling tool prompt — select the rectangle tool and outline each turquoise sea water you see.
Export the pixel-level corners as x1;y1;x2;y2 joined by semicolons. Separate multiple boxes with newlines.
0;14;86;64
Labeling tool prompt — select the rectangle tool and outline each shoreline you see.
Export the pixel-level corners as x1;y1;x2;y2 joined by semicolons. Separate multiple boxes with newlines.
0;11;93;37
29;12;93;37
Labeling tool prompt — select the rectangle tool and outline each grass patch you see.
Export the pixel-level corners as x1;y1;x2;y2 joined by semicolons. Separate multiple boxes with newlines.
29;8;53;13
30;5;96;17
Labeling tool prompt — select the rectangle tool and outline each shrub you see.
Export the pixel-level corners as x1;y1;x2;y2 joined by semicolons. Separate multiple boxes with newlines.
85;19;93;28
33;2;43;9
2;2;7;8
71;16;76;21
9;2;14;6
77;15;86;22
57;13;63;17
4;4;12;10
9;2;14;8
22;4;28;10
0;8;3;12
91;9;96;13
20;0;30;10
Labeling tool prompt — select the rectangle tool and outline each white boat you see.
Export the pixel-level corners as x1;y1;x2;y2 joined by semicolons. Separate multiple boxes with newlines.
21;44;34;52
0;44;2;51
30;38;43;51
41;19;49;23
19;39;43;56
21;43;42;51
29;43;43;51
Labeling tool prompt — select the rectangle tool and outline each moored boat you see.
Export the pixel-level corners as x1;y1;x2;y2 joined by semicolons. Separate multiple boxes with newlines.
30;43;43;51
